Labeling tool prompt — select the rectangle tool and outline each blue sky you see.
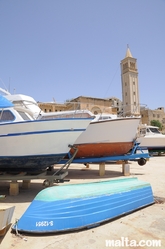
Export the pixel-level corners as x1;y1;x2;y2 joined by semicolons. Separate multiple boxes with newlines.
0;0;165;109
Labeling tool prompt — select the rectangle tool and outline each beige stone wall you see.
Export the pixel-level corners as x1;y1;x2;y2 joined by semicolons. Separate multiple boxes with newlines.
38;96;119;115
73;96;113;114
141;107;165;132
38;102;67;112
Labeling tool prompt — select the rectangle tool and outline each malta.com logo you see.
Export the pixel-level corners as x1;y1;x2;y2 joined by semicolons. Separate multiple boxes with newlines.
105;237;161;247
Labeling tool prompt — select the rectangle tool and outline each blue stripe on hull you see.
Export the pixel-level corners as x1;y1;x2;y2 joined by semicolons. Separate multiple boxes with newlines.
12;179;154;233
0;129;85;138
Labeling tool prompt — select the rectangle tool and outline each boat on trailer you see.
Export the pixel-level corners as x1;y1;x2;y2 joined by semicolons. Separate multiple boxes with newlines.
30;109;141;159
70;116;141;158
12;177;154;234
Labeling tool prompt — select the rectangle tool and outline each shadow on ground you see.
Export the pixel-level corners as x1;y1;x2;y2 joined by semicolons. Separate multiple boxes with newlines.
0;164;145;204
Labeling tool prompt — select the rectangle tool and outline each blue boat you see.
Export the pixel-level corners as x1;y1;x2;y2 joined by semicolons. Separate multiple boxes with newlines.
12;177;154;234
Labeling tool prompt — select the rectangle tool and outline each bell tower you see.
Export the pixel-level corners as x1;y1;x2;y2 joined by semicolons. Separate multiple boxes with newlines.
120;46;140;116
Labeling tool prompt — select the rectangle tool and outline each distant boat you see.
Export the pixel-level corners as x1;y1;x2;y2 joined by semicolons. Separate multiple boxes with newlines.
137;125;165;154
0;95;92;172
12;177;154;234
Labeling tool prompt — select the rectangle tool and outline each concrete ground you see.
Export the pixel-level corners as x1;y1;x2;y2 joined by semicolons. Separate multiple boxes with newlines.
0;155;165;249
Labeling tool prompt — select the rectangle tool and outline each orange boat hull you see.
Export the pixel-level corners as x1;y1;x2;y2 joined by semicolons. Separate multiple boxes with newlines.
70;141;134;158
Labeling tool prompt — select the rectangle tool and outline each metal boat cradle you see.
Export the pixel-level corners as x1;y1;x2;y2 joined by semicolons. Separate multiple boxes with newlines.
60;142;149;166
0;145;78;187
0;143;149;186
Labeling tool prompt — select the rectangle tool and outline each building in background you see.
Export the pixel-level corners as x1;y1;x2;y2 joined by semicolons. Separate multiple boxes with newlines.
38;101;67;112
38;96;118;115
38;47;165;131
140;106;165;128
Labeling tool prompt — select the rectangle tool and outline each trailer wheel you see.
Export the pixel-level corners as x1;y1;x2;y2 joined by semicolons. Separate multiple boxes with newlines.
43;179;52;187
138;158;146;166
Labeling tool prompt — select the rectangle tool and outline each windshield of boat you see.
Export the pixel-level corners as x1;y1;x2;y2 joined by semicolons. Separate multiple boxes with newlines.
13;100;41;115
148;127;161;134
17;111;31;120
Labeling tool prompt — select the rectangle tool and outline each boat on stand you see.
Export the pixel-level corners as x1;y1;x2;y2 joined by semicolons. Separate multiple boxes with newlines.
4;91;148;165
0;95;93;173
70;115;141;159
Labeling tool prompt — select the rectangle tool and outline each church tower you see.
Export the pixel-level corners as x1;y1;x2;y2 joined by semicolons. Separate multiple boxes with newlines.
120;46;140;116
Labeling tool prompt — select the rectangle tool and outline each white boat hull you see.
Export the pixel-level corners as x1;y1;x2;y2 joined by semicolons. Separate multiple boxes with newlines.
70;117;140;158
0;118;91;171
137;135;165;152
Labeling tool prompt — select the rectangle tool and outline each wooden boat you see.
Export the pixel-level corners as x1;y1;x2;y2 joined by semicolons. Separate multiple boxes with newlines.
0;95;92;172
12;177;154;234
71;116;140;158
137;125;165;154
0;205;15;236
37;112;141;158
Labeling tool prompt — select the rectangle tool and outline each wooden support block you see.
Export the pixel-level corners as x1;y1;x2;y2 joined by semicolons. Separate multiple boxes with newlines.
122;163;130;176
116;160;123;164
85;163;90;168
81;163;90;171
0;227;7;237
9;181;19;196
99;162;105;176
0;205;15;236
22;180;31;189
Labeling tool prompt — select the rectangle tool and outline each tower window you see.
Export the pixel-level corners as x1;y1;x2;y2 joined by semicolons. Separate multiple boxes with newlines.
130;62;135;69
123;63;128;70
